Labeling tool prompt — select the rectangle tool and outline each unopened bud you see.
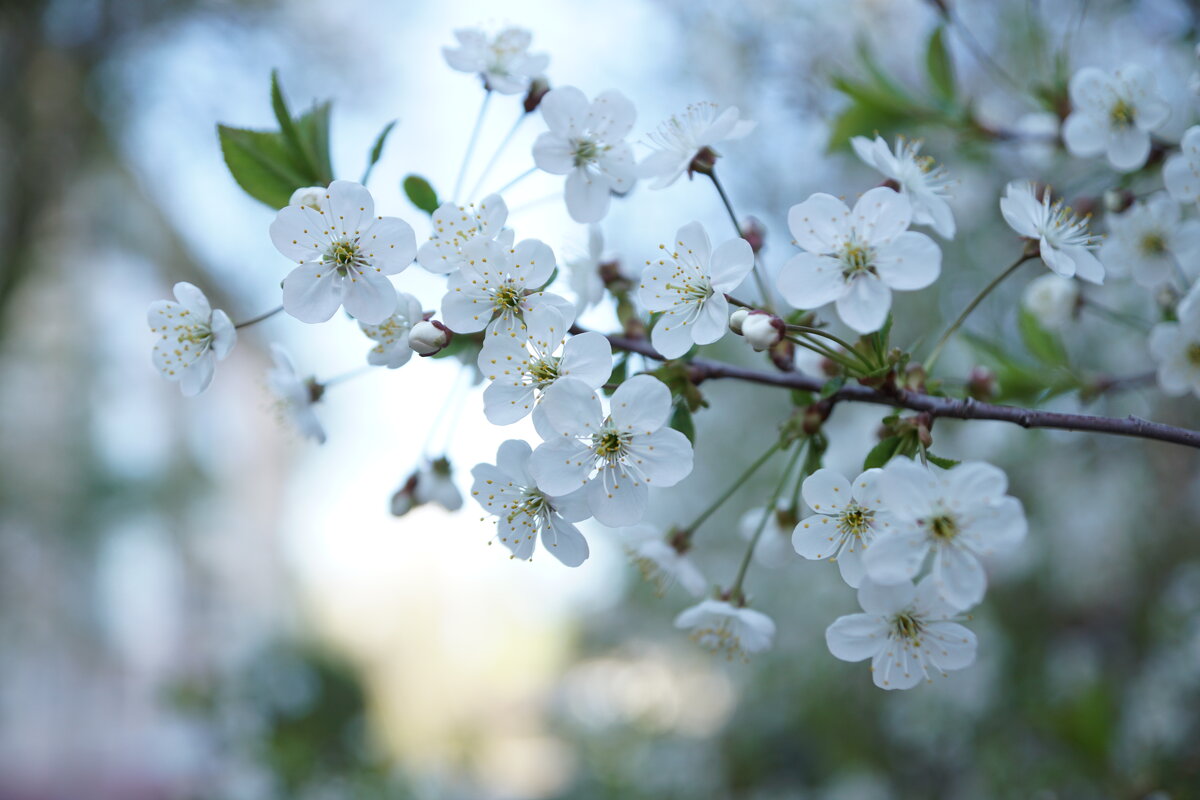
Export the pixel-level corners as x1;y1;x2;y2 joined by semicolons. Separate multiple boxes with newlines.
742;217;766;254
729;308;750;335
802;402;830;435
742;311;786;352
523;77;550;114
289;185;325;210
769;337;795;372
903;363;927;392
409;319;453;356
967;366;996;401
390;473;420;517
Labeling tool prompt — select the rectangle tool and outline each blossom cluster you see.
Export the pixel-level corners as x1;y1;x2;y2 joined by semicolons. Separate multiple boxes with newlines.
146;24;1200;692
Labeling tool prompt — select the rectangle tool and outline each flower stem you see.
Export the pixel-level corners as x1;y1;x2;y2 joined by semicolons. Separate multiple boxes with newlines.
234;305;284;329
492;166;537;197
683;440;782;537
322;364;374;388
1080;296;1151;333
468;112;526;201
708;170;774;310
925;253;1035;372
729;439;810;602
786;334;865;374
788;324;874;368
453;90;492;202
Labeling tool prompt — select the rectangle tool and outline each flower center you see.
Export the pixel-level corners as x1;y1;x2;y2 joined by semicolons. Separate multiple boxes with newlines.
573;137;601;166
928;513;960;541
594;428;625;457
891;612;923;642
492;283;525;311
1110;99;1135;127
528;356;561;387
839;239;876;279
1187;342;1200;367
837;503;874;539
507;489;548;525
664;276;713;303
1140;232;1168;256
327;239;363;274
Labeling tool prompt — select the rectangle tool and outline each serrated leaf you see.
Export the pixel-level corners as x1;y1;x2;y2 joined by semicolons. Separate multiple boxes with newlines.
863;436;901;470
403;174;439;215
1018;309;1069;367
669;402;696;445
925;26;956;105
361;119;397;184
217;125;309;209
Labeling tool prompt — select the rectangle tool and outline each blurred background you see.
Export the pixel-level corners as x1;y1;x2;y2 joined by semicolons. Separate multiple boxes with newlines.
3;0;1200;797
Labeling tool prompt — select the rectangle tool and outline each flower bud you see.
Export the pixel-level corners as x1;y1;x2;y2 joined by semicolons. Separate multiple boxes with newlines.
523;77;550;114
409;319;453;356
967;366;996;401
742;310;785;352
742;216;766;254
1022;273;1079;330
289;186;325;210
729;308;750;335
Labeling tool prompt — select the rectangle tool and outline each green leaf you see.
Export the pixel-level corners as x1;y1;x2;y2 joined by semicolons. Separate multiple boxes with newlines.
270;70;312;174
361;119;397;184
294;101;334;185
820;376;846;399
1018;310;1069;367
924;452;960;470
669;402;696;445
863;436;901;470
790;389;815;407
925;26;956;105
403;174;440;215
603;356;628;395
826;101;912;153
217;125;309;209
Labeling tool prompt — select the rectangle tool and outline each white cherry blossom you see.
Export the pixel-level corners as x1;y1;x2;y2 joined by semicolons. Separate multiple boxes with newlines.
777;188;942;334
639;102;756;189
533;86;638;223
1021;273;1079;330
441;237;574;338
864;458;1027;610
269;180;417;325
358;292;424;368
1000;181;1104;283
565;224;607;314
478;306;612;425
442;27;548;94
851;134;956;239
471;440;591;566
147;282;236;396
1102;194;1200;287
416;457;463;511
266;344;325;444
675;600;775;658
791;468;890;588
529;375;693;527
825;577;977;690
417;195;511;275
1062;64;1170;172
622;524;707;595
638;221;754;358
1149;282;1200;398
1164;125;1200;203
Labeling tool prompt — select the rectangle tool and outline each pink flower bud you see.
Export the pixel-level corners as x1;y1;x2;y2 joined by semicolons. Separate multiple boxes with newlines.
742;310;785;352
409;320;453;356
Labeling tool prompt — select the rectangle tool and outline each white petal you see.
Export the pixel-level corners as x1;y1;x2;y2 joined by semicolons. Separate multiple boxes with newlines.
1164;152;1200;203
361;216;416;274
943;461;1008;505
923;621;977;671
650;313;697;359
879;458;938;518
564;167;611;223
269;205;328;262
873;231;941;291
872;640;924;690
178;353;215;396
559;332;613;388
863;531;929;585
483;379;537;425
588;465;648;526
324;180;375;238
787;193;851;253
857;577;916;615
341;271;398;324
708;237;755;291
792;515;840;560
931;544;986;610
532;132;575;175
511;238;557;289
529;439;593;496
282;263;343;323
540;86;589;137
587;89;636;142
673;221;712;266
1107;126;1151;172
542;516;590;567
625;427;693;488
776;252;846;309
852;186;912;243
1061;112;1108;157
609;374;671;432
802;468;853;514
538;377;603;436
825;614;888;662
835;276;891;334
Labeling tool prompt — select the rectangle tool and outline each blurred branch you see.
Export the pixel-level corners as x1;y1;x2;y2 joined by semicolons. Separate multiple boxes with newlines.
575;326;1200;451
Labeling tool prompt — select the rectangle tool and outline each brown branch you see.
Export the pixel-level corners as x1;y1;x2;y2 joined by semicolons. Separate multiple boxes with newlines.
574;326;1200;451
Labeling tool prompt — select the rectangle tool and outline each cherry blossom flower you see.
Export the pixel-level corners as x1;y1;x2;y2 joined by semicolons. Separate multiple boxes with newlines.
622;524;707;595
674;599;775;658
266;344;325;444
776;188;942;334
269;180;417;325
638;221;754;358
1062;64;1170;172
416;457;463;511
358;292;424;368
533;86;638;223
1000;181;1104;283
477;306;612;425
791;468;891;588
565;224;607;314
529;375;693;527
1149;282;1200;398
851;135;956;239
442;27;548;94
825;576;977;690
864;458;1027;610
471;440;591;566
1164;125;1200;203
1102;194;1200;287
441;237;574;338
738;505;797;569
417;195;511;276
1021;273;1079;330
638;102;756;189
147;282;236;396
